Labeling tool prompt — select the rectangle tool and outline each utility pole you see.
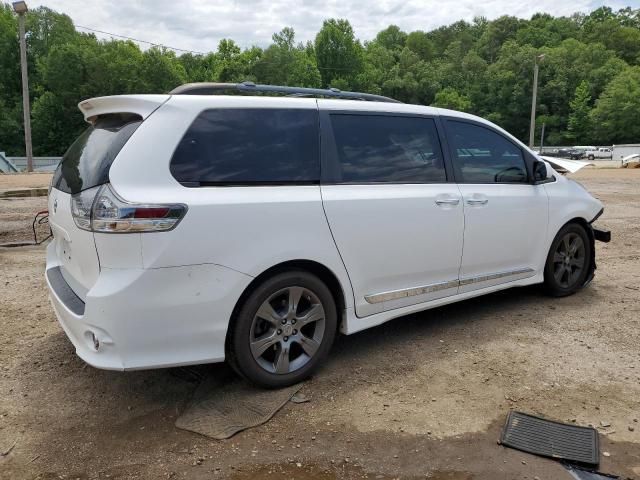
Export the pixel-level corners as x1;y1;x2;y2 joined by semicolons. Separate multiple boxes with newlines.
539;122;545;153
528;54;545;149
13;1;33;173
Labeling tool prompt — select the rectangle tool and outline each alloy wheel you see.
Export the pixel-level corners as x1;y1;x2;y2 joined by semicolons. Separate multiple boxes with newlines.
552;232;586;288
249;286;326;374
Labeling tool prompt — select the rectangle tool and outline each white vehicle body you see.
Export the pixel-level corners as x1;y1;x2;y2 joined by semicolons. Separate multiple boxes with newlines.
46;90;607;373
622;154;640;168
585;147;612;160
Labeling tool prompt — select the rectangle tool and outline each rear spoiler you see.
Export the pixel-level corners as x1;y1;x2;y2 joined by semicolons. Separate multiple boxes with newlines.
78;95;170;124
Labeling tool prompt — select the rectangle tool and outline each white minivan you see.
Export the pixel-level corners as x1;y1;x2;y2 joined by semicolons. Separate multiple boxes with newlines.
46;83;610;387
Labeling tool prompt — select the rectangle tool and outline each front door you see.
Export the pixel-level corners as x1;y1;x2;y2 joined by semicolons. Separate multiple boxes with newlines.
319;110;465;317
443;119;549;293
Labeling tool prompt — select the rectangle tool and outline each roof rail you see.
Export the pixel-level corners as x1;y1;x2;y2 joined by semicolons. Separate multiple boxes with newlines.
169;81;402;103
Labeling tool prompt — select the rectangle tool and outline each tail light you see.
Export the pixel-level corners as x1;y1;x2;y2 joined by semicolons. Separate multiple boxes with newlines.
71;184;187;233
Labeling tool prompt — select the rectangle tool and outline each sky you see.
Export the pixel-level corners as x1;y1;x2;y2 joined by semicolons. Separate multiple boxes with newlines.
33;0;640;54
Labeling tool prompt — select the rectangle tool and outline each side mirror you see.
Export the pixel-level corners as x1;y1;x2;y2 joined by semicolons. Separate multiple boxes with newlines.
533;160;548;184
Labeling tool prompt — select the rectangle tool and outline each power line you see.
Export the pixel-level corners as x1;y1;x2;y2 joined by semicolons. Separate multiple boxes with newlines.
73;24;359;72
75;24;207;55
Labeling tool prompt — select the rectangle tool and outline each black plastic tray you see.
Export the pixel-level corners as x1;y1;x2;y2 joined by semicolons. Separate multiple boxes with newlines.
500;411;599;466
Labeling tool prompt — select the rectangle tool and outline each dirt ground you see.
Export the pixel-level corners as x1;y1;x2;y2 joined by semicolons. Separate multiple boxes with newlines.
0;173;52;190
0;173;52;246
1;169;639;480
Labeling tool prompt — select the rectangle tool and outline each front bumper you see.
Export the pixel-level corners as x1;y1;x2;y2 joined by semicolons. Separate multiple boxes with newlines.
593;227;611;243
46;243;253;370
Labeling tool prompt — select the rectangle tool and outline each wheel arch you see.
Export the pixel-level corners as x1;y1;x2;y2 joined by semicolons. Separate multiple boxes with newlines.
224;259;348;353
549;216;596;287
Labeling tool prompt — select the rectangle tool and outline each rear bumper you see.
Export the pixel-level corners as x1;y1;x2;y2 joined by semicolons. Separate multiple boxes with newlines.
46;264;123;370
45;242;252;370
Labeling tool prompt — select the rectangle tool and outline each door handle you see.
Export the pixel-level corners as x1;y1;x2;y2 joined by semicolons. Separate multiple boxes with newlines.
466;198;488;206
435;198;460;206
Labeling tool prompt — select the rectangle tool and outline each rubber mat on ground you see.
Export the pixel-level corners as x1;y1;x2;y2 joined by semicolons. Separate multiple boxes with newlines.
564;464;619;480
500;411;599;465
176;376;302;440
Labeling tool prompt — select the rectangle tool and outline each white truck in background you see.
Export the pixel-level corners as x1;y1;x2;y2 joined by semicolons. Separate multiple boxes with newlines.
585;147;612;160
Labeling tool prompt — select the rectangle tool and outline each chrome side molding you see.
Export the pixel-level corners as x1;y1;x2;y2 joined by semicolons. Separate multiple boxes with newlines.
458;267;534;286
364;279;459;304
364;268;535;304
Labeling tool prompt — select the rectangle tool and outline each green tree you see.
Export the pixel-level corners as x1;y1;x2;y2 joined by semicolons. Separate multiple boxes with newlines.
477;15;522;62
375;25;406;51
179;53;216;83
431;87;472;112
314;19;363;87
405;30;434;60
0;4;22;155
25;7;75;59
32;41;91;154
215;39;261;82
252;28;321;87
591;67;640;143
427;20;480;58
515;13;580;48
567;80;592;142
140;47;187;92
581;7;640;64
0;4;19;101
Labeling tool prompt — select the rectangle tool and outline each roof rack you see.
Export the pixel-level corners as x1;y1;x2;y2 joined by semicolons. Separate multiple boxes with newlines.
169;81;402;103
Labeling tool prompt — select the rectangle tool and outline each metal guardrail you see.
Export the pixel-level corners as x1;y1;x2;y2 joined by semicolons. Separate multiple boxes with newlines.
6;156;61;171
0;152;19;173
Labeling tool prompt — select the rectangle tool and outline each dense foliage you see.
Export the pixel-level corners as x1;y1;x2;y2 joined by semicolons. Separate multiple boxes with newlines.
1;4;639;155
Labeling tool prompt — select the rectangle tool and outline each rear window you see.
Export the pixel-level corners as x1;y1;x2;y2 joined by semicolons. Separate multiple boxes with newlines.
329;114;446;184
169;108;319;186
52;113;142;194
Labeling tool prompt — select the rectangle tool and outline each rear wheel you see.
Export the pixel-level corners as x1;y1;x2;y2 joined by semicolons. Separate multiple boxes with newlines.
228;270;337;388
544;223;591;297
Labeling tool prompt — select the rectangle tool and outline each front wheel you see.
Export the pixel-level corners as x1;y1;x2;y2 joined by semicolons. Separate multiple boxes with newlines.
543;223;592;297
227;270;337;388
588;154;595;160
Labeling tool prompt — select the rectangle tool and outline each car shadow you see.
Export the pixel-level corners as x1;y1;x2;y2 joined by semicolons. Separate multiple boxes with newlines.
322;283;602;381
17;283;601;423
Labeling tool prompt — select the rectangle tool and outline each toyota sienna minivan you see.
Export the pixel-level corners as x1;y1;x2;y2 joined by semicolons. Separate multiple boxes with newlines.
46;82;610;388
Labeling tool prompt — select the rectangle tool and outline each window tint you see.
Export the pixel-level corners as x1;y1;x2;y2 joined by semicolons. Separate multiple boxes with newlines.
447;121;528;183
53;114;142;194
170;108;319;185
329;114;446;183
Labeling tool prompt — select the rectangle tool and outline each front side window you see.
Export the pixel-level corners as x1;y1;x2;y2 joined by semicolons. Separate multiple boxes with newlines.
447;120;528;184
329;114;446;183
170;108;319;185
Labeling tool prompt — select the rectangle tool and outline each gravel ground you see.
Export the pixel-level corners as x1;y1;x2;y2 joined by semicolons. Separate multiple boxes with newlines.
0;173;52;190
0;173;51;246
0;169;639;480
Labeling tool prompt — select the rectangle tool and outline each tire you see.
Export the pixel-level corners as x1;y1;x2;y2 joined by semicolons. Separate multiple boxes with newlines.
543;223;592;297
588;154;595;160
227;270;337;388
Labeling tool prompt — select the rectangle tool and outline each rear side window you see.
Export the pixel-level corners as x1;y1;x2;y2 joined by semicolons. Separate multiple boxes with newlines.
329;114;446;183
52;113;142;194
446;120;528;184
170;108;319;186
